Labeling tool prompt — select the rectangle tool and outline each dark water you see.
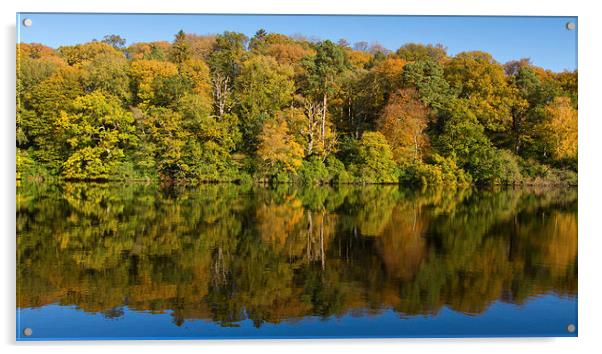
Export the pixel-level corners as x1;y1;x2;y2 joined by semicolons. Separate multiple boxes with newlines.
16;183;577;340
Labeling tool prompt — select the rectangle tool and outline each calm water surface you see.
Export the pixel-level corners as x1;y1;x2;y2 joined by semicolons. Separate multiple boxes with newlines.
16;183;577;340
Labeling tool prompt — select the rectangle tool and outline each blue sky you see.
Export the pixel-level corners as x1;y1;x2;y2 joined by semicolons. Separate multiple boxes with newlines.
17;13;577;72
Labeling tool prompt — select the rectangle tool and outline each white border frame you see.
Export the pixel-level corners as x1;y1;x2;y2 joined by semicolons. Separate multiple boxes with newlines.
3;1;600;353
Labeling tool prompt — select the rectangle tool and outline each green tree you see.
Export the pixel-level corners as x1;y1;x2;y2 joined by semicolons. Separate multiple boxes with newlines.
209;32;248;118
22;67;84;172
507;65;541;154
169;30;192;65
302;40;349;143
235;55;295;150
396;43;447;63
351;132;398;183
445;51;515;136
80;49;132;103
402;59;452;112
101;34;126;49
59;91;135;179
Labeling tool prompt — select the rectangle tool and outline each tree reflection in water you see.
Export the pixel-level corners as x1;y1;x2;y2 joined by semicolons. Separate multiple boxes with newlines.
17;183;577;328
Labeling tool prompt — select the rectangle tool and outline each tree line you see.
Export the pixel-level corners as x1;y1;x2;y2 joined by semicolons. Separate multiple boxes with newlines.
17;30;578;186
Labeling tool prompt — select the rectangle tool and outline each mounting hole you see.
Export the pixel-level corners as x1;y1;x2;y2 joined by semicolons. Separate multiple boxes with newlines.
566;22;576;31
567;324;576;333
22;18;33;27
23;327;33;336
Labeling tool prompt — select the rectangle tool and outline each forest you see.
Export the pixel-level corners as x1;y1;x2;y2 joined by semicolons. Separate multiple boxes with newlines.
16;30;578;186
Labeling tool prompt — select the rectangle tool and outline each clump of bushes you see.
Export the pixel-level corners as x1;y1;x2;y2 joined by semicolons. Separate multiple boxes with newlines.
348;132;399;183
519;158;577;186
399;154;471;188
16;149;51;182
296;156;353;185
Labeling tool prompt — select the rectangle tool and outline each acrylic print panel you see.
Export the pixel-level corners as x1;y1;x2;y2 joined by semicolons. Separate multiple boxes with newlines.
16;13;578;341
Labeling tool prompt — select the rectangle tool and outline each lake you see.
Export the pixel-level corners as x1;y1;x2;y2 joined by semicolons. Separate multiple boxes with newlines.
16;183;578;340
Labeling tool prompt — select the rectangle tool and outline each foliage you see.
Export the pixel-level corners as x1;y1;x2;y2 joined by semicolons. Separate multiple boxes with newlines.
537;97;578;164
256;118;305;180
401;59;451;112
444;51;515;134
129;59;179;107
377;88;430;163
350;132;398;183
235;55;295;150
17;182;577;326
400;154;471;187
17;31;577;186
396;43;447;63
59;92;135;180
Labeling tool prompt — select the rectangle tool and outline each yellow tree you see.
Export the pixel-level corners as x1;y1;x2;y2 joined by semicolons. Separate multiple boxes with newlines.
126;41;171;60
129;59;178;107
58;42;122;66
445;51;515;133
538;97;578;161
180;58;213;98
256;118;305;176
353;57;407;129
250;32;315;67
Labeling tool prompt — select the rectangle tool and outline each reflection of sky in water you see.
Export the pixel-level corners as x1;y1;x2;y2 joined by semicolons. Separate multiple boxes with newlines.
17;294;576;340
16;184;578;340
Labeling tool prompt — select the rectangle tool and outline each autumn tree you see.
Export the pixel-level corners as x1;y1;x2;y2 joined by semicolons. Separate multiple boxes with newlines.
178;58;213;98
17;43;66;149
396;43;447;63
377;88;430;162
16;33;577;185
101;34;126;49
129;59;179;108
59;91;135;179
177;93;240;180
256;118;305;180
21;66;84;172
351;57;406;134
126;41;170;60
250;32;315;69
58;42;121;66
180;34;216;60
536;97;578;164
80;48;132;103
169;30;192;66
235;55;295;150
445;51;515;136
350;132;398;183
208;32;248;118
554;71;578;107
301;40;349;143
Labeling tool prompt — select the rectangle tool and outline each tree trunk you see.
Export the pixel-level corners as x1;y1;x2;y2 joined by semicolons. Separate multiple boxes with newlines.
308;123;314;155
213;74;230;119
307;210;313;263
321;93;327;143
413;133;419;160
320;214;325;270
